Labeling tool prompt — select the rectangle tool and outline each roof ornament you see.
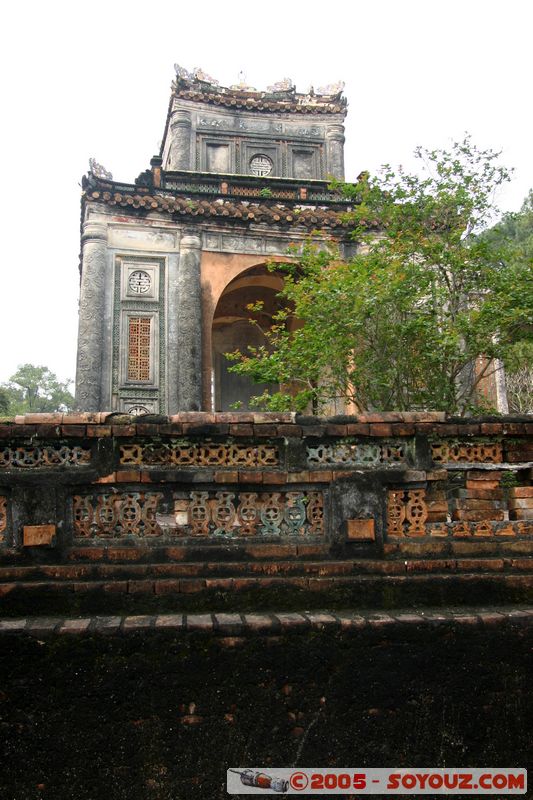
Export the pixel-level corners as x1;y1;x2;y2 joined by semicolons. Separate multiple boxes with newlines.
174;64;219;85
88;158;113;181
266;77;295;93
316;81;345;97
230;70;257;92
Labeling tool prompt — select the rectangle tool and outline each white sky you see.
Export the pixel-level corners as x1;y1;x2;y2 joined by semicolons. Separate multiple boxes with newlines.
1;0;531;386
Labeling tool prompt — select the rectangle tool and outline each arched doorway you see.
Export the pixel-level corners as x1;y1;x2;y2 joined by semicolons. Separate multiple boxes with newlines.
211;265;285;411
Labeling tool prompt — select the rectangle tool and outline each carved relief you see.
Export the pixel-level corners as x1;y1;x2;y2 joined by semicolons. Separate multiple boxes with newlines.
0;445;91;468
387;488;428;536
308;442;405;466
73;492;163;537
120;442;278;467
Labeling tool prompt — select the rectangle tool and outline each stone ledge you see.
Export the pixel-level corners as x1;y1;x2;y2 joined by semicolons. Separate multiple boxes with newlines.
1;606;531;636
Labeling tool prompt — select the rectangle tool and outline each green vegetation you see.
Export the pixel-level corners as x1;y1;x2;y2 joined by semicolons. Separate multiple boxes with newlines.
0;364;74;415
226;137;532;414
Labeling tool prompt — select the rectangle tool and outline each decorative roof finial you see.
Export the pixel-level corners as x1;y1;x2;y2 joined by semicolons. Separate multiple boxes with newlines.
88;158;113;181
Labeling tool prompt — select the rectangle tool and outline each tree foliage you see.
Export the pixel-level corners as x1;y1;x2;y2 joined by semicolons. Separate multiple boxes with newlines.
227;137;533;414
0;365;74;416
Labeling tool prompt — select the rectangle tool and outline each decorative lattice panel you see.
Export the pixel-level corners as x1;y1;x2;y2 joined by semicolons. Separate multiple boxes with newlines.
127;317;151;381
431;442;503;463
73;492;163;538
0;445;91;468
120;442;278;467
180;490;323;537
387;488;428;536
0;496;6;541
308;442;405;466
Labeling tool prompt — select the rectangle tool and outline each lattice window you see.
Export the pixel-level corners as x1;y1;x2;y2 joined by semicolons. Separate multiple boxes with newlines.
128;317;151;381
119;442;279;467
307;442;405;466
431;441;503;463
0;445;91;468
387;488;428;536
73;492;163;538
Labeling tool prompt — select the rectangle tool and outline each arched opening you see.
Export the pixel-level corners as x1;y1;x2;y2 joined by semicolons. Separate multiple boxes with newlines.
211;265;286;411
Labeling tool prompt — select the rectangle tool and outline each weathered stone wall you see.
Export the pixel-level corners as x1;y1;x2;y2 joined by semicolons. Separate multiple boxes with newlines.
0;618;531;800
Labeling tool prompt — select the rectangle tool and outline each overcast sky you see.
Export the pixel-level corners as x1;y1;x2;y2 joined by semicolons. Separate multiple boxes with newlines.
1;0;531;386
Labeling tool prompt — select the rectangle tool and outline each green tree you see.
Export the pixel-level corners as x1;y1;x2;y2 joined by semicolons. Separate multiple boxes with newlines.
481;191;533;412
227;137;533;414
0;364;74;415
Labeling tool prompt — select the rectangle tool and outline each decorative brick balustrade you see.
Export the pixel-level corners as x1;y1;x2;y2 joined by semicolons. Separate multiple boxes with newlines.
0;411;531;560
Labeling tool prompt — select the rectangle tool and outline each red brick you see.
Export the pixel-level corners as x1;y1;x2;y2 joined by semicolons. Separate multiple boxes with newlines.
463;488;503;500
102;581;128;593
93;472;117;484
480;423;504;434
345;423;371;436
61;425;87;437
140;472;153;483
63;413;101;424
215;471;239;483
112;425;137;437
238;471;263;484
369;423;393;436
23;524;55;546
509;486;533;498
205;578;234;590
245;544;297;559
390;423;416;436
116;470;141;482
214;412;254;423
154;579;181;594
309;470;333;482
508;498;533;509
456;558;504;571
276;424;302;437
452;509;504;522
229;424;253;437
87;425;111;437
454;499;503;510
262;471;288;484
466;480;500;491
180;579;207;593
301;425;326;436
287;471;310;483
346;518;375;541
107;548;144;561
0;584;16;597
165;547;188;561
253;424;278;437
24;413;63;424
127;579;154;594
509;509;533;520
326;424;347;436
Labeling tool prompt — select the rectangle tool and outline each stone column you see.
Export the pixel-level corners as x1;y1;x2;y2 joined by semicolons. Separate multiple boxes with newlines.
166;252;180;414
169;110;192;170
177;231;203;410
326;124;345;180
75;221;108;411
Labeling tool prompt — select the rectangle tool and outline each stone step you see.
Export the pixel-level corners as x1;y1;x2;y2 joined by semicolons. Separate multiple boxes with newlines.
0;556;532;584
0;569;532;618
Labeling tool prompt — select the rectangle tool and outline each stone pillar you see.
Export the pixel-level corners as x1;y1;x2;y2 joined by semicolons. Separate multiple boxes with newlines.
326;124;345;180
167;252;180;414
75;221;108;411
169;110;192;170
177;232;203;410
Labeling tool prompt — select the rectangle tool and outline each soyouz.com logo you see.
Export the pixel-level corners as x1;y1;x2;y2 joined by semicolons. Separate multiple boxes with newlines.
226;768;527;794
